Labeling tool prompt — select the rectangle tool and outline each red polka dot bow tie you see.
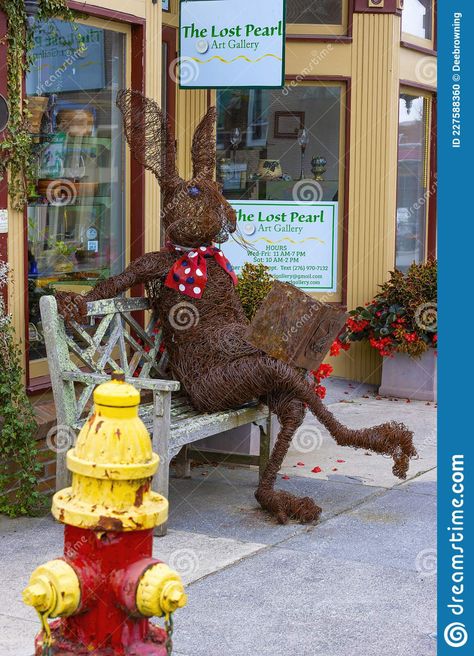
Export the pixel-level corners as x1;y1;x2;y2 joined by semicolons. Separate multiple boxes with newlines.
165;244;238;299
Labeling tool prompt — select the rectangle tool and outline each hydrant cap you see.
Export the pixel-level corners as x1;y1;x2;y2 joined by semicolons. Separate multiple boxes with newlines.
94;375;140;408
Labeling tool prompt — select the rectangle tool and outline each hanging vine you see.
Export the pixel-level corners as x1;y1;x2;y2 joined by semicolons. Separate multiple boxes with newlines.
0;262;45;516
0;1;79;515
0;0;79;210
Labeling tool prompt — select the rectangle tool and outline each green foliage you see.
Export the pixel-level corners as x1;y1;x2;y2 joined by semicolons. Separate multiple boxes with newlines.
341;260;438;359
237;262;274;322
0;261;44;516
0;0;78;210
0;321;44;516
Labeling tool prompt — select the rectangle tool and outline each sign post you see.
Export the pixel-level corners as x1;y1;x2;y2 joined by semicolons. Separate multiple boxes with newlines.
179;0;286;88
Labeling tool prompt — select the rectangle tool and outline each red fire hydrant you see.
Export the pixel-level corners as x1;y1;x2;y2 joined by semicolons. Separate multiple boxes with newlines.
23;375;187;655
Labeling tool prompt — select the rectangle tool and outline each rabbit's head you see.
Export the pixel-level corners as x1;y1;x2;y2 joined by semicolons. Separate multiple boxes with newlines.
116;90;236;248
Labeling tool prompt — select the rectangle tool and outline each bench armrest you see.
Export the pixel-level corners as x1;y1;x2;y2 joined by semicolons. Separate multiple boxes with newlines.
61;370;180;393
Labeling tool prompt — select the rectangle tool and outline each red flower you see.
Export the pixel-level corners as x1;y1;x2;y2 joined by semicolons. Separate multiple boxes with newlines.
311;466;322;474
315;385;327;399
313;363;333;383
330;339;341;356
369;336;394;357
330;338;350;356
347;318;369;333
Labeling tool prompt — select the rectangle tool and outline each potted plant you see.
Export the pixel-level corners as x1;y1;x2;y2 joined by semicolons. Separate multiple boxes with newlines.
340;260;437;401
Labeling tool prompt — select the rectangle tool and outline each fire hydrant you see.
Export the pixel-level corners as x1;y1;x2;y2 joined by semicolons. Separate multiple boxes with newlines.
23;374;187;655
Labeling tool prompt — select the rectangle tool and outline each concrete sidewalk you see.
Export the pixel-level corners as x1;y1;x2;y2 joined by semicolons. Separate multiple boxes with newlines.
0;379;437;656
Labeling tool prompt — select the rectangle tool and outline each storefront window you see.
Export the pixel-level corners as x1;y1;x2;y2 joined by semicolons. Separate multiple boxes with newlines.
217;85;343;295
402;0;433;41
286;0;343;25
26;19;126;364
396;93;430;272
217;86;341;202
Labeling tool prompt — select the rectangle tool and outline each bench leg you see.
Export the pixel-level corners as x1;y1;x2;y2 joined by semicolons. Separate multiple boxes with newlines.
151;392;171;537
174;445;191;478
258;412;273;482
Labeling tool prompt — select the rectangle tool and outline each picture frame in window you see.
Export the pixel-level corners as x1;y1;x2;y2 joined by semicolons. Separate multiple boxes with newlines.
274;111;305;139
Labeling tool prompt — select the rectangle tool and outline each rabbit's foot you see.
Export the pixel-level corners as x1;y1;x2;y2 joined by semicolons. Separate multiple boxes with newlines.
255;487;322;525
369;422;417;480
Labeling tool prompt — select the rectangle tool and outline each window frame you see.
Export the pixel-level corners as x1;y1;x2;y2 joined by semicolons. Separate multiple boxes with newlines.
400;0;437;53
24;12;142;391
215;77;350;306
286;0;350;38
395;85;437;272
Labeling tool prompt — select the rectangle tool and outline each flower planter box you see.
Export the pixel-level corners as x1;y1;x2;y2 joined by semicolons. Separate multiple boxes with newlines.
379;350;437;401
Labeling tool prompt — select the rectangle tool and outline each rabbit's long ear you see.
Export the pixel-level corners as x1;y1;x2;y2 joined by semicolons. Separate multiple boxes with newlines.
116;89;181;189
191;106;217;180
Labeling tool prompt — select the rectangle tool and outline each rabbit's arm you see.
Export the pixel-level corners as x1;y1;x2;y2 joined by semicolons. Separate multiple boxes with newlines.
85;251;170;302
55;251;170;324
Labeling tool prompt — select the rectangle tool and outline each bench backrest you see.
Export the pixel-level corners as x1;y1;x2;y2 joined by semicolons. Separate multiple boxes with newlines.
39;295;168;427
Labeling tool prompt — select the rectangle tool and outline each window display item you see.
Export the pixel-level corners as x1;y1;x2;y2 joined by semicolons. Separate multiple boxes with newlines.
56;108;95;137
27;96;48;134
257;159;283;179
311;155;327;181
55;90;417;525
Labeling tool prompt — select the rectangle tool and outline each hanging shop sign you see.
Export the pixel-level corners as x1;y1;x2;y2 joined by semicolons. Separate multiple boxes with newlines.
179;0;286;89
222;201;338;293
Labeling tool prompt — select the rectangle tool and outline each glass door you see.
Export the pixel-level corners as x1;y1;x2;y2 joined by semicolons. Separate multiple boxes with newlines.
25;17;129;379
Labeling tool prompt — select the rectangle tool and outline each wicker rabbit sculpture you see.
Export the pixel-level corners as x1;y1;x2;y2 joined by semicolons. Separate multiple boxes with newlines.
56;90;416;524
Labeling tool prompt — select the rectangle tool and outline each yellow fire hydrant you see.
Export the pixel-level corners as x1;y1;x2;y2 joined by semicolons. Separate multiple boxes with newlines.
23;373;186;655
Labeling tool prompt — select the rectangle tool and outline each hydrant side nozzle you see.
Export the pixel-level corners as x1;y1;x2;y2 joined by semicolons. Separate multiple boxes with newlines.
136;563;187;618
22;560;81;619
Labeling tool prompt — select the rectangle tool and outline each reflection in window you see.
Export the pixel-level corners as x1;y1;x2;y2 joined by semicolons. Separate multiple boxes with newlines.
286;0;342;25
26;20;125;362
402;0;433;40
216;86;341;203
396;94;430;272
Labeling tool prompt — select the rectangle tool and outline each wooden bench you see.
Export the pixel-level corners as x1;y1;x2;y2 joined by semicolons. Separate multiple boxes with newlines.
39;296;272;535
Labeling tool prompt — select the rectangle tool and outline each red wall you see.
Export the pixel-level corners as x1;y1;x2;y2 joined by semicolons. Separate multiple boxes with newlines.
0;9;8;310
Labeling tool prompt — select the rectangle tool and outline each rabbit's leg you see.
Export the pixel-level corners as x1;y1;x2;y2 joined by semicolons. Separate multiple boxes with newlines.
255;393;322;525
185;354;416;482
305;393;417;480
